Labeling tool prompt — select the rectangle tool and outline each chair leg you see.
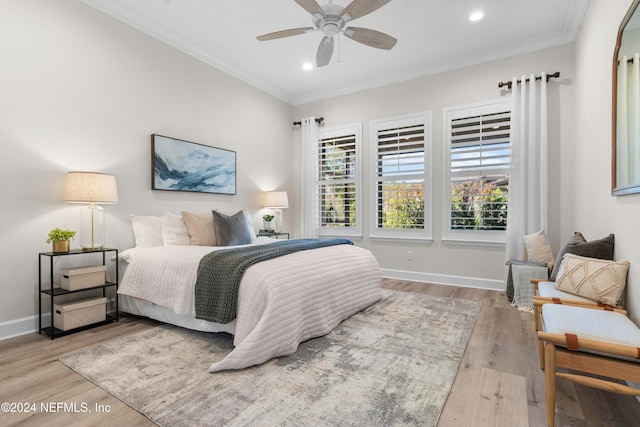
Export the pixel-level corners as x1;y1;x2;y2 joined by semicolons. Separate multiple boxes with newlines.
544;341;557;427
535;305;545;369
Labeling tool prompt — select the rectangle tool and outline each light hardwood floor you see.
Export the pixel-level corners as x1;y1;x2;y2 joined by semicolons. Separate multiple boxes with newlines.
1;279;639;426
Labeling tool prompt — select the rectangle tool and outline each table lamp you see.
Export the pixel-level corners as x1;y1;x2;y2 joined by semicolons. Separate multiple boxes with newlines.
64;171;118;251
263;191;288;233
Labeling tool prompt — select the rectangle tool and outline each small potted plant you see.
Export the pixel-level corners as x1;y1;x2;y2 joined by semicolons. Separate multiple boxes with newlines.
262;214;275;230
46;228;76;253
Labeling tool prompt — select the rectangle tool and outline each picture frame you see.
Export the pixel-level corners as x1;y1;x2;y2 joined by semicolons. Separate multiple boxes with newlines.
151;134;236;195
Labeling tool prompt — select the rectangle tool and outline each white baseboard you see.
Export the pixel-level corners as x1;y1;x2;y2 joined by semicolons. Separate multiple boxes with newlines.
381;268;504;291
0;313;50;341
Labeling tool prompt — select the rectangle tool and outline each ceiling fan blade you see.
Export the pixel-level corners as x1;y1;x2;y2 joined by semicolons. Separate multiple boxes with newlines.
257;27;314;41
344;27;397;50
340;0;391;21
294;0;325;17
316;36;334;67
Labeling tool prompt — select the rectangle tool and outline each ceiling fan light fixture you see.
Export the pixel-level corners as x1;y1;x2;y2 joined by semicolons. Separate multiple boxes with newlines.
257;0;397;67
302;62;313;70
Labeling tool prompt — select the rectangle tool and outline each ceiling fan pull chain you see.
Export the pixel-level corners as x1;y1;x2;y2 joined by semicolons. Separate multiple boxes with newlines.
337;35;341;64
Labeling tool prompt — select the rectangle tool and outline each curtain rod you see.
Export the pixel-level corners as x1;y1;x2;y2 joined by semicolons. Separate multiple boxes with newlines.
497;71;560;89
293;117;324;126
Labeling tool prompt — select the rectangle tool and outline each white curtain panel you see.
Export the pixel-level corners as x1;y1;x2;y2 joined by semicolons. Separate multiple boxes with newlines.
617;53;640;187
300;117;319;238
505;73;549;263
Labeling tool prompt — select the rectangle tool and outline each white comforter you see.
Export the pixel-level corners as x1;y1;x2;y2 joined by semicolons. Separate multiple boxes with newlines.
118;240;381;372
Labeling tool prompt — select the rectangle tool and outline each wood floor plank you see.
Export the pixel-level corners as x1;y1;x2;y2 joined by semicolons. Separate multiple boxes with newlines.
472;367;528;427
1;279;639;427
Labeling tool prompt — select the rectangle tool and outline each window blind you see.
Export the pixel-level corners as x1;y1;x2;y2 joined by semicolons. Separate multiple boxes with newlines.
318;132;357;228
375;123;426;230
449;110;510;231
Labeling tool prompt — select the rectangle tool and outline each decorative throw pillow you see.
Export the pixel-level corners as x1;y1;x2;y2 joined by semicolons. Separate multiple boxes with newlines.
554;253;629;306
162;211;191;245
130;214;164;247
211;210;253;246
549;232;614;281
181;211;217;246
523;230;554;270
549;232;586;281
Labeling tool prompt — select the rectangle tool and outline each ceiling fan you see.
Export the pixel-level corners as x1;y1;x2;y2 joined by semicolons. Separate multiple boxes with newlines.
256;0;397;67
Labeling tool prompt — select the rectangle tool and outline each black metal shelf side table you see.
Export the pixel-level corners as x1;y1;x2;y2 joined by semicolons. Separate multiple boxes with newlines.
38;248;119;339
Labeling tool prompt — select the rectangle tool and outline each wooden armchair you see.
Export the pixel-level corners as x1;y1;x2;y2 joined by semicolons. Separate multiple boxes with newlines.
538;303;640;427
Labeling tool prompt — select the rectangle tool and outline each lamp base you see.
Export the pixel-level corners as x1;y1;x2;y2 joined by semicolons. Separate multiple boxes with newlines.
81;245;104;252
79;204;106;250
274;208;283;233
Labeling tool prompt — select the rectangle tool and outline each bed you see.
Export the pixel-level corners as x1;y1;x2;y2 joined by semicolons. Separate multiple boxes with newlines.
117;235;382;372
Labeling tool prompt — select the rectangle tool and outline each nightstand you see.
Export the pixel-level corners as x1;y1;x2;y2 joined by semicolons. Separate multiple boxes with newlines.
257;230;290;239
38;248;119;339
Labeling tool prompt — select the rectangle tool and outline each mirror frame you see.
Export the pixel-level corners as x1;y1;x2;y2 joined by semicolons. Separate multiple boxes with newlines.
612;0;640;195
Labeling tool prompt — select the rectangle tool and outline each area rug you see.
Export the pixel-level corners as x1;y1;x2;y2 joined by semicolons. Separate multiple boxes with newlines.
59;290;480;427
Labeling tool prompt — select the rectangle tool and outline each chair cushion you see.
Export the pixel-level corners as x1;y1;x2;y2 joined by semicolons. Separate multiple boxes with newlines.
536;281;594;304
542;304;640;348
554;254;629;306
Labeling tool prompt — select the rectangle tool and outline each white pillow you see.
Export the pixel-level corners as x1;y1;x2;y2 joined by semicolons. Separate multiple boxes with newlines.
555;253;629;306
241;209;256;243
523;229;554;269
130;214;164;247
162;211;191;245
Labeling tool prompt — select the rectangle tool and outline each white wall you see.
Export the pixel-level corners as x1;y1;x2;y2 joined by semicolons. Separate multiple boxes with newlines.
293;45;576;288
574;0;640;324
0;0;294;333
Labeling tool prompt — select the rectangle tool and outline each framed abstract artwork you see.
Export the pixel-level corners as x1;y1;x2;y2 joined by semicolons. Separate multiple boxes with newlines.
151;134;236;195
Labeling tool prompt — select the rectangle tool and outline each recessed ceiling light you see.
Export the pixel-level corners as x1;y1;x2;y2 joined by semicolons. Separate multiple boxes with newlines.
302;62;313;71
469;11;484;22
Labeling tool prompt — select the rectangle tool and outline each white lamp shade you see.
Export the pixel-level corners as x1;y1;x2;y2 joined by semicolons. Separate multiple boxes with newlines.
262;191;288;208
64;172;118;204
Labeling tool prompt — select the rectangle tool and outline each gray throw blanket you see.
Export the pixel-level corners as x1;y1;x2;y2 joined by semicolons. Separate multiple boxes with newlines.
194;238;354;323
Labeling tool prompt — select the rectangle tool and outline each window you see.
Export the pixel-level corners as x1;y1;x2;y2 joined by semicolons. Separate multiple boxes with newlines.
443;99;512;243
317;124;361;237
370;113;432;240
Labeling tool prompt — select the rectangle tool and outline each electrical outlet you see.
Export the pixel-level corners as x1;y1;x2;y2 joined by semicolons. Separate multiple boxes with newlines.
406;250;413;261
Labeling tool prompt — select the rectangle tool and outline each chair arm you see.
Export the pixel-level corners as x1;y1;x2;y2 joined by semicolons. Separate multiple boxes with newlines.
533;296;626;314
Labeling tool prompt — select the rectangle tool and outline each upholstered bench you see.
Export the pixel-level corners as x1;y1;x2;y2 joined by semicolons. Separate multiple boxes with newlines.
532;279;626;368
538;304;640;427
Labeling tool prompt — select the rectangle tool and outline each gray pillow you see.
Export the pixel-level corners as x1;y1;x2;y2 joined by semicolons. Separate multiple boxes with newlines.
211;210;253;246
549;232;615;281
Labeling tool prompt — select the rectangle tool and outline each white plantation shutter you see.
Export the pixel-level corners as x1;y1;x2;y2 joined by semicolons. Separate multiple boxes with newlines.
317;124;361;236
371;113;432;240
444;99;512;242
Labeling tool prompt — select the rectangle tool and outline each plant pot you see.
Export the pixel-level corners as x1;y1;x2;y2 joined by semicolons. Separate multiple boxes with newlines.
52;240;70;253
263;221;272;231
